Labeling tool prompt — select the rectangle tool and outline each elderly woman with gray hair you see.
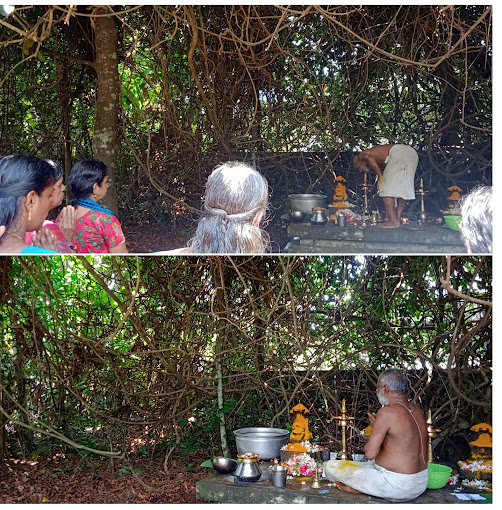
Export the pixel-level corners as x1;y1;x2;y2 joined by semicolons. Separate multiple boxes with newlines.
159;161;269;254
459;185;492;254
188;161;269;253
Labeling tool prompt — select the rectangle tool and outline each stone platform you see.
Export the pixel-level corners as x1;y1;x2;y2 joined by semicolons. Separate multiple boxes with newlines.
197;465;486;504
285;222;466;254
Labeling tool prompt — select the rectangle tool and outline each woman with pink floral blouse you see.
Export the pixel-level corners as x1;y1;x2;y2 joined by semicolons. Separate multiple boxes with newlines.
68;160;128;254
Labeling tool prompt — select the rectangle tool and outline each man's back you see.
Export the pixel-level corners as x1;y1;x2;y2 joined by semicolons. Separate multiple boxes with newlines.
374;402;428;474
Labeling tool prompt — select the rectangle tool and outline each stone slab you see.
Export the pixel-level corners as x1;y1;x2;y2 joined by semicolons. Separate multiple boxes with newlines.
196;466;484;504
286;223;466;254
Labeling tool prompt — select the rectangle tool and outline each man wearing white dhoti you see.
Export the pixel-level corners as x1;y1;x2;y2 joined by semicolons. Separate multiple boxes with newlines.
324;369;429;502
353;144;419;228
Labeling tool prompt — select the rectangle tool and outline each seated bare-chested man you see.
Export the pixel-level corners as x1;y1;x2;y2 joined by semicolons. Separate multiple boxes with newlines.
353;144;419;228
324;369;429;502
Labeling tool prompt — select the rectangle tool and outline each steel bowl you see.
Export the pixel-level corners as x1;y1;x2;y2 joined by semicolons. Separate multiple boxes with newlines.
234;427;290;460
212;457;238;474
289;211;306;222
288;194;328;215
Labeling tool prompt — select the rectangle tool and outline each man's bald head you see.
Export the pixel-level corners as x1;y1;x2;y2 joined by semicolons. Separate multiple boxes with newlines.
353;155;370;173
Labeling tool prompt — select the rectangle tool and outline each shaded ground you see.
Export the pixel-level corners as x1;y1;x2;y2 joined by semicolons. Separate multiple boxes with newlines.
0;455;212;504
122;214;289;254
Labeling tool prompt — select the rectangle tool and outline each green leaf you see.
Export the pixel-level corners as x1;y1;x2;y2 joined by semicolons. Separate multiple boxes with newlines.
22;38;34;57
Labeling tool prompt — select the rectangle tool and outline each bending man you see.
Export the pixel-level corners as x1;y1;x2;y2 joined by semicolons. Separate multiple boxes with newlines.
353;144;418;228
324;369;429;502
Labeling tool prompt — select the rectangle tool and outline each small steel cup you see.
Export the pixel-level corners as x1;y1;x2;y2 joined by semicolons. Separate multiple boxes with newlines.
337;214;346;227
270;465;287;488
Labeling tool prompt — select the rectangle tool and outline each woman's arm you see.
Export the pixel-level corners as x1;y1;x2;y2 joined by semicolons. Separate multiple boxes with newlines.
109;241;128;254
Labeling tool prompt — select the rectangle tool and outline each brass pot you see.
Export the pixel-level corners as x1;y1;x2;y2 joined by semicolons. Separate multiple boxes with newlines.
235;453;262;482
311;207;328;225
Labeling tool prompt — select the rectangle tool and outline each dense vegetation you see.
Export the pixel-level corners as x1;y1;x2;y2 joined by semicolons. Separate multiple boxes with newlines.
0;256;491;462
0;6;492;249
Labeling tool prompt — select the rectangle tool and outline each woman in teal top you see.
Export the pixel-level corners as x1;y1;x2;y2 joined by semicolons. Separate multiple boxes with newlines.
20;246;59;254
0;155;59;254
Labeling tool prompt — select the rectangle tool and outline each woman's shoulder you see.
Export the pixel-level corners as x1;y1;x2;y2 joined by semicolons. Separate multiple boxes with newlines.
153;247;191;255
77;209;120;224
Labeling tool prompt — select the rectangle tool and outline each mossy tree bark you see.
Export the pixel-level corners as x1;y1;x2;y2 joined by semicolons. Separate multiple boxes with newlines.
92;8;119;213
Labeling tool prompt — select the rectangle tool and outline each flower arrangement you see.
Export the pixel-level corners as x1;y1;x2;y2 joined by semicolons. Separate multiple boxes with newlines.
337;209;362;222
283;452;320;478
458;460;492;472
461;479;492;491
281;441;322;453
329;208;361;223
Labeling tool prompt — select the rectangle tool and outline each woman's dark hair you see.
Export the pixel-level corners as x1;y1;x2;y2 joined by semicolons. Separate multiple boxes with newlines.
44;158;63;182
0;154;57;241
68;160;108;206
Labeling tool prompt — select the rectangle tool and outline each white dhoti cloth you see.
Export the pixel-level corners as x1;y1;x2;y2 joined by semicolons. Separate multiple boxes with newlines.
324;460;428;502
378;144;418;200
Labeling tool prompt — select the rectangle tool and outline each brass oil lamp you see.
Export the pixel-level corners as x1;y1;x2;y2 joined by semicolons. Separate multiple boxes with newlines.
426;409;440;463
361;172;370;217
335;399;354;460
416;178;428;221
311;463;321;489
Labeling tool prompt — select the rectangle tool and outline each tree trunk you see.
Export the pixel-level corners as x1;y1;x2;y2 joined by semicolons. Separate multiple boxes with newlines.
216;361;229;457
59;61;73;186
0;257;12;459
14;334;32;453
211;260;230;457
0;370;7;459
92;8;119;213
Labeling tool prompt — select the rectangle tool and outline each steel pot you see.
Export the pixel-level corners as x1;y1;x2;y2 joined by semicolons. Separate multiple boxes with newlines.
288;194;328;215
234;427;290;460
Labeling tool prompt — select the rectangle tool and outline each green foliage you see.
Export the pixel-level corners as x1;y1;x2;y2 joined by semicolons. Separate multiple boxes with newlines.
0;256;491;459
118;465;141;476
0;5;492;224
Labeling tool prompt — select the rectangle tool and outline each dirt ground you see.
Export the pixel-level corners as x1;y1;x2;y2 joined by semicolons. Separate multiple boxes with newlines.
0;455;213;504
122;214;289;254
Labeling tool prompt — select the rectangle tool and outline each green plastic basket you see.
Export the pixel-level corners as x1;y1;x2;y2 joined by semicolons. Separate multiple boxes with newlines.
427;463;452;489
443;215;462;231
